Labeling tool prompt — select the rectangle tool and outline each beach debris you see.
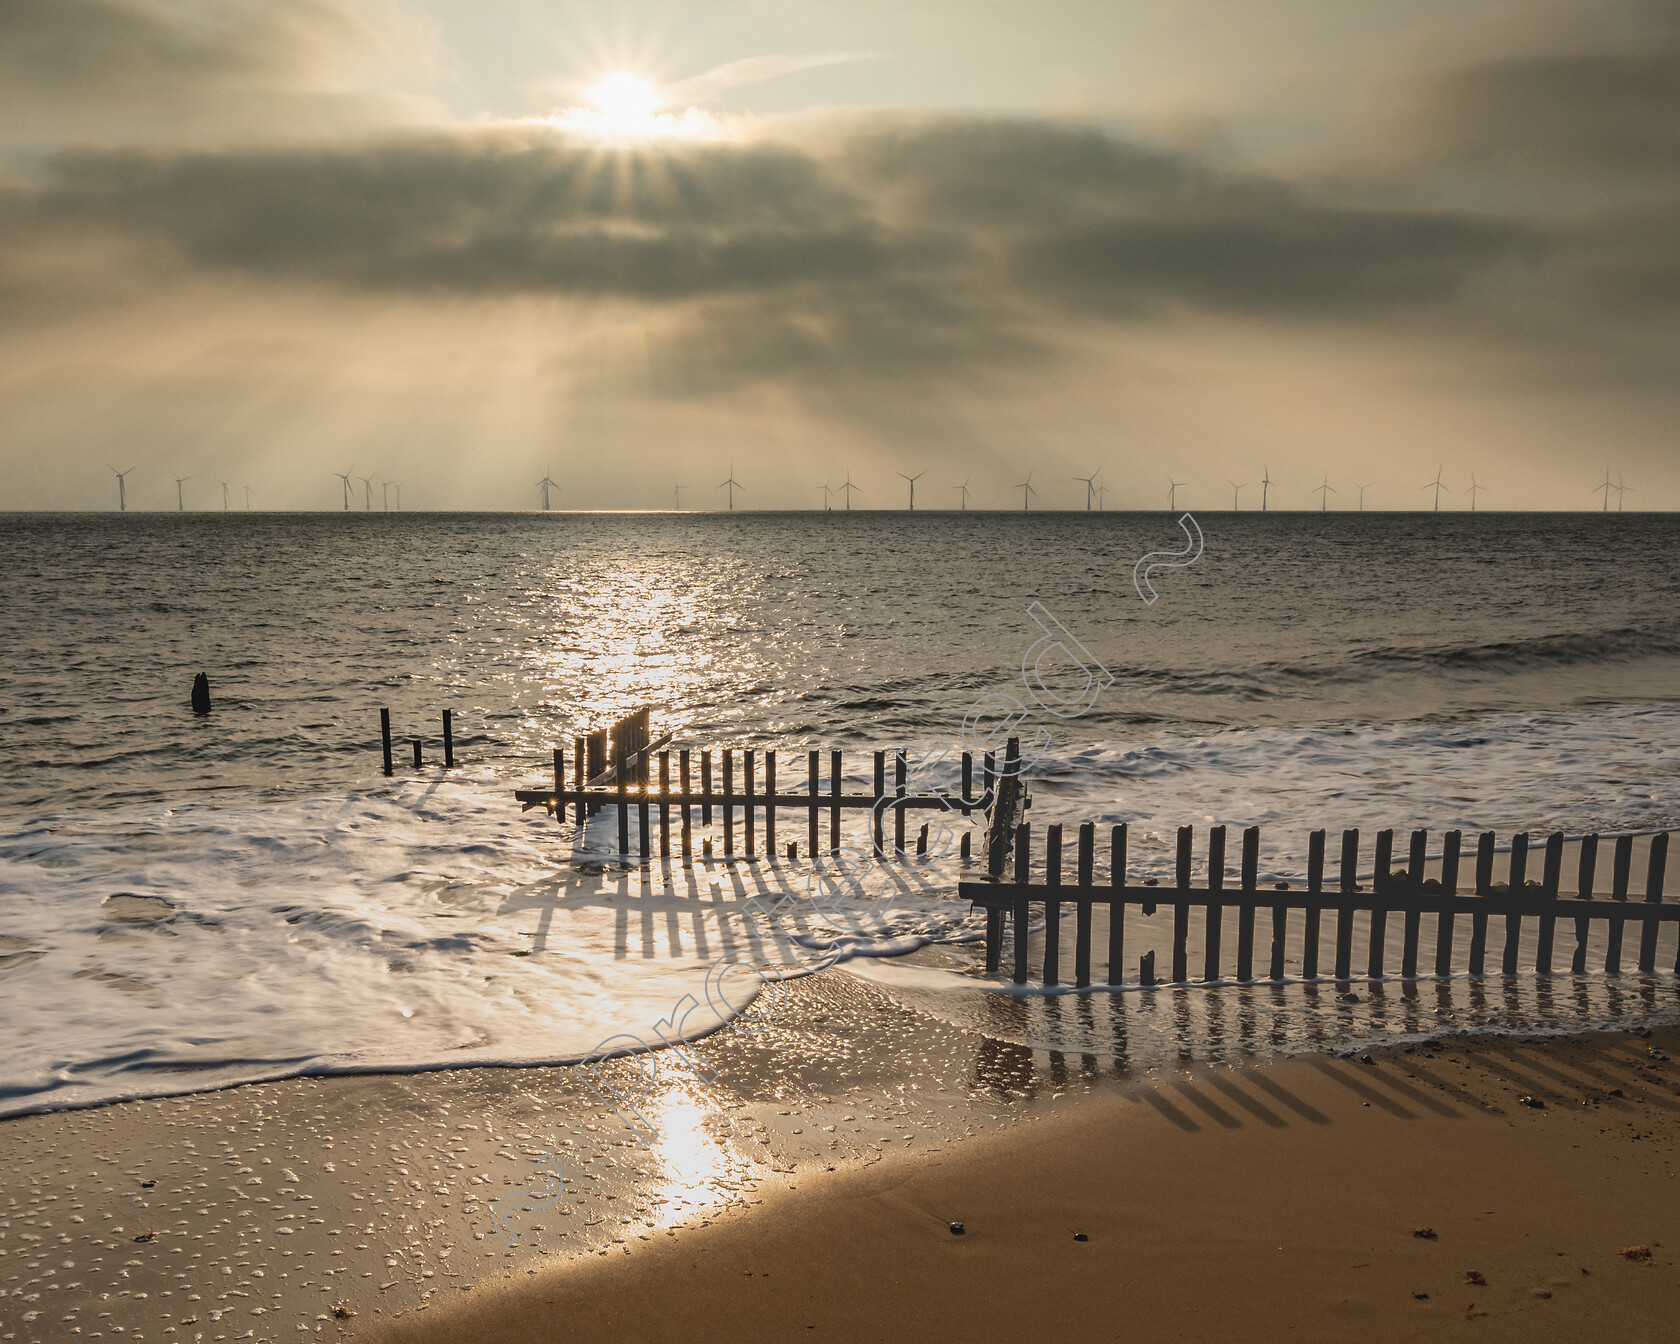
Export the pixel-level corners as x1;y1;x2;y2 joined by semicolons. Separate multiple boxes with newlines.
1360;1054;1375;1064
1619;1246;1652;1261
1530;1288;1552;1298
1463;1271;1487;1285
949;1222;965;1235
140;1178;156;1188
1413;1292;1429;1300
332;1303;356;1319
1520;1095;1545;1109
133;1230;156;1242
1339;993;1361;1004
1412;1227;1438;1240
191;672;211;714
1274;882;1290;890
1073;1233;1089;1242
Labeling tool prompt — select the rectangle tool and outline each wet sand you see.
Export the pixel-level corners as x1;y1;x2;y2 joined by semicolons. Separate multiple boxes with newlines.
366;1023;1680;1344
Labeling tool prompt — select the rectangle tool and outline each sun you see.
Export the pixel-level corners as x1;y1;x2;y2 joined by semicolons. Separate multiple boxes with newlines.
587;72;661;127
534;70;722;143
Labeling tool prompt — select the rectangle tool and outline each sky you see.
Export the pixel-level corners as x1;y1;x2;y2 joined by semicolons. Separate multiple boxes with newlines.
1;0;1675;511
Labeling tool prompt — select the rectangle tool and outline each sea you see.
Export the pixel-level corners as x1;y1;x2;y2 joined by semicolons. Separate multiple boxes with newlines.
3;509;1678;1118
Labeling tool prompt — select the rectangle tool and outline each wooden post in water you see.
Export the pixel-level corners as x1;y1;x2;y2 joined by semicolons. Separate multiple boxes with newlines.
573;737;585;824
1012;823;1031;985
637;753;650;861
1303;829;1325;979
1255;829;1283;982
616;744;629;856
658;752;671;858
1107;824;1127;987
1074;822;1094;989
700;751;713;827
1401;829;1426;978
1173;825;1193;984
411;738;422;769
1606;833;1633;973
1139;950;1155;987
679;750;693;859
830;749;842;855
894;751;907;854
1370;829;1393;979
442;710;454;768
381;709;393;777
1502;832;1528;976
1435;830;1462;977
765;751;777;857
961;752;973;816
553;748;564;822
1642;832;1668;974
722;749;734;856
743;749;755;858
1204;826;1226;982
1538;832;1563;972
872;752;886;856
1043;824;1062;985
1573;834;1598;973
1470;831;1495;975
1334;829;1358;982
807;751;820;859
1238;827;1259;983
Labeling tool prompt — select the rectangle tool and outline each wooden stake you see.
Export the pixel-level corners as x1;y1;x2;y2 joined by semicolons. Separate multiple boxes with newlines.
381;708;393;777
1173;825;1192;984
1335;829;1358;983
1304;829;1325;979
765;750;777;857
808;750;820;859
1107;824;1127;987
1012;822;1031;985
1572;833;1597;974
1044;823;1062;985
442;709;454;769
1204;826;1226;982
1074;822;1094;989
1435;830;1462;977
1502;832;1528;976
679;750;693;859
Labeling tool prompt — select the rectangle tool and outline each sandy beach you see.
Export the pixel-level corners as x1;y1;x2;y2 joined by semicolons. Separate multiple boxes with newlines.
7;979;1679;1344
366;1022;1680;1344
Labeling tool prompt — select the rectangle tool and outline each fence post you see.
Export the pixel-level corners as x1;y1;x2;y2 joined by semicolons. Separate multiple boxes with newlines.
1106;823;1127;987
442;710;454;769
1012;822;1031;985
380;708;393;777
1304;829;1325;979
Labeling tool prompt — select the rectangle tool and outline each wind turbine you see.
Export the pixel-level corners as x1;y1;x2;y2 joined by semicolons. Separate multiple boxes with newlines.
815;480;833;511
1228;479;1247;510
717;464;744;511
951;477;971;511
1260;465;1272;512
535;467;558;510
392;483;403;510
1074;469;1101;510
1353;481;1370;511
382;481;391;511
110;465;134;512
1464;475;1488;511
1096;483;1109;510
333;465;355;511
1313;475;1338;511
1617;475;1629;512
1423;466;1447;511
674;482;687;510
1593;468;1613;512
899;470;925;510
221;481;230;511
838;473;860;511
174;475;192;511
357;472;376;511
1016;470;1037;511
242;485;254;510
1166;476;1186;510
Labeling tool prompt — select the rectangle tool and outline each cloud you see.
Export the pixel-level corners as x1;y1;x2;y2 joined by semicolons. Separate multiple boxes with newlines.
0;0;436;144
662;52;887;108
16;117;1527;326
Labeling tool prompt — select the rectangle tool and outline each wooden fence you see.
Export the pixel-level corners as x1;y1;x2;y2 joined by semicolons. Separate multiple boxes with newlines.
959;822;1673;987
514;711;1005;862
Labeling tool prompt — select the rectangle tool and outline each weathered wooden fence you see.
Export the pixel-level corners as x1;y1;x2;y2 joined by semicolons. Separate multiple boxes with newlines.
960;822;1673;987
514;709;1004;862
